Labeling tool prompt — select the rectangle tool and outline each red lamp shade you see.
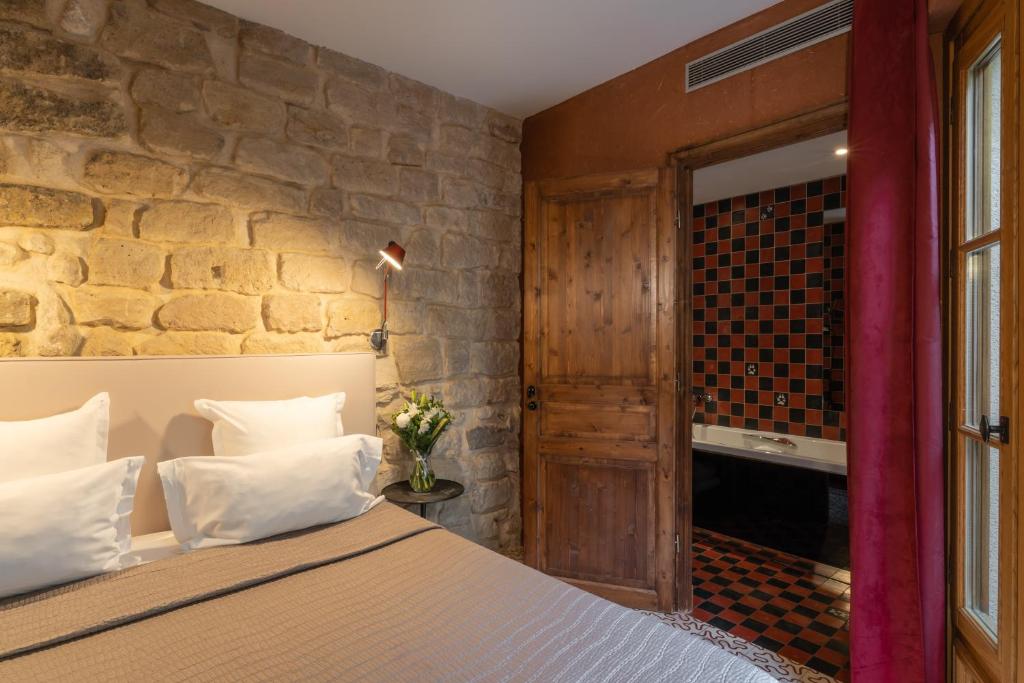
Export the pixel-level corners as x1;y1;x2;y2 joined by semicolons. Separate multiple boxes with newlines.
377;241;405;270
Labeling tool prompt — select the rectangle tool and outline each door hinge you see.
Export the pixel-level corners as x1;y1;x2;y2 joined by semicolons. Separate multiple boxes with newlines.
675;534;680;554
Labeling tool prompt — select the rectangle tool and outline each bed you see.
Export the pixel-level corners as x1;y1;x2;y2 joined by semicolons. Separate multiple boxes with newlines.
0;353;775;682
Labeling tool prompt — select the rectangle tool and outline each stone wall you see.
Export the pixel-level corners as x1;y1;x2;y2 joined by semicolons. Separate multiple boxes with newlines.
0;0;523;552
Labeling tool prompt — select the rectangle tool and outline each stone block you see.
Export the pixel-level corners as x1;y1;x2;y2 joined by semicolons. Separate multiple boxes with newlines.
386;135;424;166
81;327;134;356
0;183;96;228
250;213;334;254
392;335;442;383
241;331;323;354
398;168;440;203
131;68;201;113
325;78;393;127
47;253;84;285
438;92;484;129
37;327;82;356
89;238;164;288
139;107;224;160
0;290;34;327
157;292;260;333
441;233;501;269
470;341;518;376
18;232;52;254
0;0;48;28
466;424;510;451
309;188;345;219
0;333;21;356
73;286;158;329
0;22;119;82
286;105;347;150
486;111;522;143
349;127;382;157
0;242;23;266
349;194;420;226
262;293;321;332
203;80;285;133
148;0;238;38
0;78;126;138
445;338;470;375
239;51;317;105
388;73;436;112
318;48;386;90
82;151;188;197
239;21;311;64
468;478;511;514
388;267;458;305
169;246;274;294
330;156;396;194
58;0;108;41
138;201;234;244
135;330;241;356
191;167;305;213
278;253;348;293
348;260;382;298
324;297;379;338
101;1;213;72
235;137;328;185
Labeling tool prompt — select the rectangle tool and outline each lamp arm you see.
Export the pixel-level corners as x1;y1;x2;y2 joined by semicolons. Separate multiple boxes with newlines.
382;267;391;326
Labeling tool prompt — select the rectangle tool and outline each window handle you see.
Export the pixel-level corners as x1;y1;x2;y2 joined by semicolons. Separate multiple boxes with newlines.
980;414;1010;444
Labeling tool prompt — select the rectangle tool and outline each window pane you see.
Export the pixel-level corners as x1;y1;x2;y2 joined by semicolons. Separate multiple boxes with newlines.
966;40;1001;240
964;243;1000;428
964;438;1000;636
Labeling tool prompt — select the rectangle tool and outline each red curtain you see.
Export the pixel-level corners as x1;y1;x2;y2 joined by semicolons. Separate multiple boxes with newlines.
847;0;945;680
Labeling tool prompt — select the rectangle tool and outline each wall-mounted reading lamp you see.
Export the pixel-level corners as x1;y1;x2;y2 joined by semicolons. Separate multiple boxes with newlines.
369;241;406;353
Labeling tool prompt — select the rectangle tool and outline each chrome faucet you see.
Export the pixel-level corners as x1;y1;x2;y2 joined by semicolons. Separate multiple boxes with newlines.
692;388;713;405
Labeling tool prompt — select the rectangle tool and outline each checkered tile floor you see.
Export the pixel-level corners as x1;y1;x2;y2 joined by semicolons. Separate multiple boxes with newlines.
691;527;851;681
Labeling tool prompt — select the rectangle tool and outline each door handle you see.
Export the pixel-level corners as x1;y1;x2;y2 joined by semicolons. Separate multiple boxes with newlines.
980;414;1010;444
527;401;538;411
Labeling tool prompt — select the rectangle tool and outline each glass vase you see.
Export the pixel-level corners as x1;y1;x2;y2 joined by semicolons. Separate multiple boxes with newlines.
409;452;436;493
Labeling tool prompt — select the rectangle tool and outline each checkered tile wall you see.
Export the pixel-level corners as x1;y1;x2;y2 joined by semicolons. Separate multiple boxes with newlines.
692;176;847;441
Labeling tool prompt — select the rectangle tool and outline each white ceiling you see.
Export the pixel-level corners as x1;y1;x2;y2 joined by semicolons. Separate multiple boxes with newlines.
205;0;780;118
693;131;848;205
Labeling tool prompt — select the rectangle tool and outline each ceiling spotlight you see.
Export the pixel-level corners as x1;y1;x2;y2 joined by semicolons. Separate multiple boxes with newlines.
834;147;849;157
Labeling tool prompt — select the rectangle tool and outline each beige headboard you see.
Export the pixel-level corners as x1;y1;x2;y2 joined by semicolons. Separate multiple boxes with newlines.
0;353;377;534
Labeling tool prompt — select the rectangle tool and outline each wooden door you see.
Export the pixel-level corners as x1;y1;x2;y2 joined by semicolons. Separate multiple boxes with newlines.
523;168;678;611
946;0;1019;679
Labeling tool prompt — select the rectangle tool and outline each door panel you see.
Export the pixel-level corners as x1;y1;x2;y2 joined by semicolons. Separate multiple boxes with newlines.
523;169;677;611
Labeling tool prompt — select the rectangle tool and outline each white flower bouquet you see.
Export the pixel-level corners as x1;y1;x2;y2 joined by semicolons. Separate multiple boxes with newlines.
390;390;453;492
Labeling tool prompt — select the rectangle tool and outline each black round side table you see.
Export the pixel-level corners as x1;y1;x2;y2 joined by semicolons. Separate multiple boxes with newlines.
381;479;464;518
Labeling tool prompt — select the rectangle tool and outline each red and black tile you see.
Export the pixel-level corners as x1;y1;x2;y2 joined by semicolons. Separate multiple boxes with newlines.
691;527;851;681
692;176;848;441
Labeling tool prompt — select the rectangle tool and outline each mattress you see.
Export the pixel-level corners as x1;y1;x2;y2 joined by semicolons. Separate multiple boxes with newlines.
0;503;776;682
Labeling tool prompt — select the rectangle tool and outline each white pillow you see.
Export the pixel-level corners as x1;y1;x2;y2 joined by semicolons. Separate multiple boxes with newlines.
0;393;110;483
158;434;383;550
193;393;346;457
0;456;144;599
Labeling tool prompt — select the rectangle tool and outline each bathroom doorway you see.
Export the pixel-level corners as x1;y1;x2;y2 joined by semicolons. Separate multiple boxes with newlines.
672;105;852;681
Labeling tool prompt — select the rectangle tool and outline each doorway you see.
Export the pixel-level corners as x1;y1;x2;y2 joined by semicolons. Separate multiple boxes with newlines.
672;104;852;680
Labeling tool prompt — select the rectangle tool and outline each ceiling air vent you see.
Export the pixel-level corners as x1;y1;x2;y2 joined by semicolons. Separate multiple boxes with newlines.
685;0;853;92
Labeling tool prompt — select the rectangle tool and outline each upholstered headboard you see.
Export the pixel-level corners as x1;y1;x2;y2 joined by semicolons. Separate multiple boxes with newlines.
0;353;377;534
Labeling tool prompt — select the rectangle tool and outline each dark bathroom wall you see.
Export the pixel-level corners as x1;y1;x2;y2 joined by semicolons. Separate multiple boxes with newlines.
692;175;847;441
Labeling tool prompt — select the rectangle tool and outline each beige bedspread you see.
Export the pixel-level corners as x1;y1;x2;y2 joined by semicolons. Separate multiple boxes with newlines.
0;503;775;682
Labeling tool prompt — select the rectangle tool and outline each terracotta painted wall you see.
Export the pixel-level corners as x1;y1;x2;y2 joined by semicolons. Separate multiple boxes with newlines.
521;0;849;180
